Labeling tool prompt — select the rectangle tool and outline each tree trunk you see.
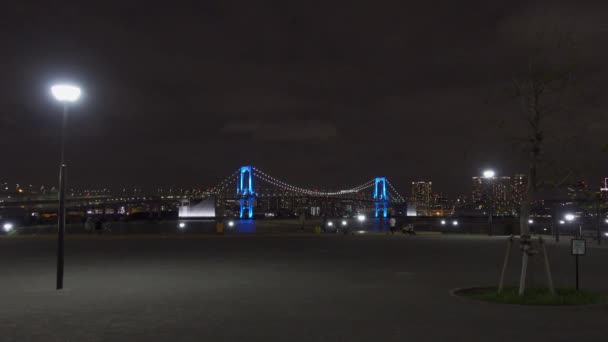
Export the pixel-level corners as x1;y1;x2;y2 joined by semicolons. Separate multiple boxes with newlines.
518;108;541;296
519;150;537;237
517;159;534;296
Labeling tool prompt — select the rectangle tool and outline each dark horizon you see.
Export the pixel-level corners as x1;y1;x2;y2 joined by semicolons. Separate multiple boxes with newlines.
1;0;607;196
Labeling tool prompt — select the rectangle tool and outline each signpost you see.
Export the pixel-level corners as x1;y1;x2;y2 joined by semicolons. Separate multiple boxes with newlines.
571;238;586;291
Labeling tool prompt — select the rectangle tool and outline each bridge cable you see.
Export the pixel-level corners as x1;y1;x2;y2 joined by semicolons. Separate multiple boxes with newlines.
208;169;240;195
252;167;376;197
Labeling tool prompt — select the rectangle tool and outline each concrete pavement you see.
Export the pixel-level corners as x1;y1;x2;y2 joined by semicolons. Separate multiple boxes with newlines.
0;234;607;341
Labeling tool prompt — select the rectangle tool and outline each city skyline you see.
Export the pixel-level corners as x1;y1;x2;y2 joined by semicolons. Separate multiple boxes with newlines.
4;170;604;203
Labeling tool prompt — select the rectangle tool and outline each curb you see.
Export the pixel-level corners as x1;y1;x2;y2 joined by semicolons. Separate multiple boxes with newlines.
449;286;608;308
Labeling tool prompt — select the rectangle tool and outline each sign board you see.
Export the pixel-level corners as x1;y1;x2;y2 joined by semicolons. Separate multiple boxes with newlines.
571;239;586;256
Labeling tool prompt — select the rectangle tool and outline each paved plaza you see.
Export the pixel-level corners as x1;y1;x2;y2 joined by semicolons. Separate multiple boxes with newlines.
1;233;607;341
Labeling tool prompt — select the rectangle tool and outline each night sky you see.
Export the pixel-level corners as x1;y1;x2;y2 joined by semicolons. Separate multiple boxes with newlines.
1;1;607;196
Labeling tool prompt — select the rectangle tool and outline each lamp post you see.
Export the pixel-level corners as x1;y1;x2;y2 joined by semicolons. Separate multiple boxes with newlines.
51;84;81;290
564;213;583;290
483;169;495;236
564;213;578;237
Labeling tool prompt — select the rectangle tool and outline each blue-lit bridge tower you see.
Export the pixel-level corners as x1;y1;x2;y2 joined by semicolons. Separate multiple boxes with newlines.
237;165;255;218
373;177;389;218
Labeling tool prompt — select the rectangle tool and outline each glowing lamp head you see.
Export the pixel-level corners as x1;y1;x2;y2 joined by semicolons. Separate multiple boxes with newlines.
559;220;565;225
452;220;458;226
357;214;366;222
440;220;446;225
51;84;81;103
482;170;495;179
228;221;234;227
341;220;347;226
178;222;186;228
3;223;14;232
528;219;534;224
327;221;333;227
564;214;575;222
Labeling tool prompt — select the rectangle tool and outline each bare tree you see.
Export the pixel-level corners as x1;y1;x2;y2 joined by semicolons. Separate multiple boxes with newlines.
513;33;579;238
504;30;588;295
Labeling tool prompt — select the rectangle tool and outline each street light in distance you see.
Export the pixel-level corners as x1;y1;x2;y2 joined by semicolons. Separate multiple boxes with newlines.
51;84;81;103
482;169;496;179
482;169;496;235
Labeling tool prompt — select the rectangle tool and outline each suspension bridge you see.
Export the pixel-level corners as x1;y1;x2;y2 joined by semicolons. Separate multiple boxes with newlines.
197;165;405;219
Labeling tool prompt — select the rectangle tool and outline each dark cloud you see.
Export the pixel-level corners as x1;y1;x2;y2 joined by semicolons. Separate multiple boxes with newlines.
0;0;607;195
222;120;337;141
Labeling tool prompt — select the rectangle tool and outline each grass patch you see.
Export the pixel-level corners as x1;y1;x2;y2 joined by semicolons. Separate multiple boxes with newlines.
457;287;607;306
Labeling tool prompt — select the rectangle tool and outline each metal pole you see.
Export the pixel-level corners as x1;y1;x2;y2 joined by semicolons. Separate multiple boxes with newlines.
488;198;493;236
575;254;579;291
554;205;560;243
596;199;601;245
487;180;493;236
56;104;68;290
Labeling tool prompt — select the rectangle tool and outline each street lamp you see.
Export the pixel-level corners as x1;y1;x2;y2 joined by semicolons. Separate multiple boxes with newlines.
51;83;81;290
482;169;495;235
564;213;580;237
3;222;14;233
51;85;81;103
483;169;495;179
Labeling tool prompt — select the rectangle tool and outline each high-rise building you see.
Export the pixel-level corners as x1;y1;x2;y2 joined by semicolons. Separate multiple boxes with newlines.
472;177;484;204
411;181;432;216
600;178;608;201
493;177;511;215
472;176;512;215
511;174;527;213
601;178;608;191
453;195;469;209
430;193;451;216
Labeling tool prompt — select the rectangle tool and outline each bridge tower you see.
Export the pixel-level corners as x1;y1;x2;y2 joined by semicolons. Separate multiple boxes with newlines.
373;177;389;218
237;165;255;218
